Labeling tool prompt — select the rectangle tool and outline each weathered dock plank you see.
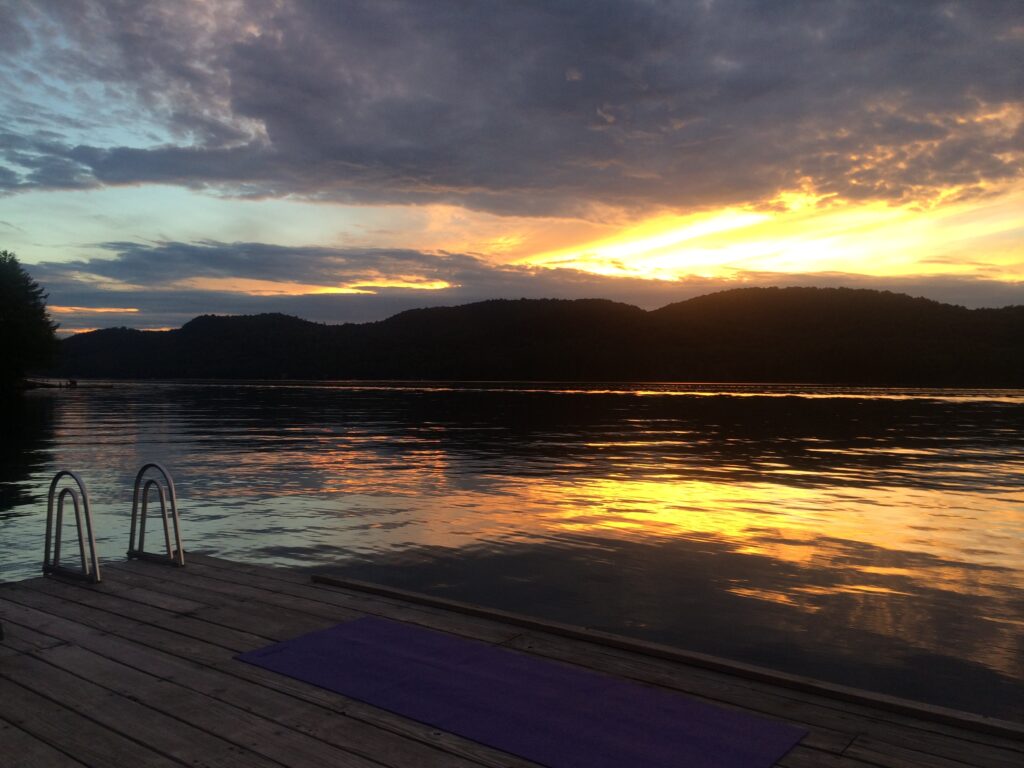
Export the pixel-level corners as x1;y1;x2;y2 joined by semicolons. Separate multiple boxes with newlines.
36;643;387;768
0;617;64;657
0;718;89;768
2;651;280;768
0;674;183;768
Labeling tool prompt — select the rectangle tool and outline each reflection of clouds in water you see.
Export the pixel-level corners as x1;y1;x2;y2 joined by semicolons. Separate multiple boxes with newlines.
2;383;1022;718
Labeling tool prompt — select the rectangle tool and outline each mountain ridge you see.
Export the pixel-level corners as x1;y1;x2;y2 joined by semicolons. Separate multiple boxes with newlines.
55;287;1024;385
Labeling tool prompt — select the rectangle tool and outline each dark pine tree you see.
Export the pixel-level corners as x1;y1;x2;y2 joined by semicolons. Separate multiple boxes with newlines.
0;250;58;390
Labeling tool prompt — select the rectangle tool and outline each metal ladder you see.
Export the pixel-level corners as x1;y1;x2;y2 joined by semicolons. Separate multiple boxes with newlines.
127;463;185;566
43;470;102;583
38;463;184;582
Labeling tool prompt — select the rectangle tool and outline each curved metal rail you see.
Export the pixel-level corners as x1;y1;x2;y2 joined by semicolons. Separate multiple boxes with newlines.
127;463;185;566
43;470;102;583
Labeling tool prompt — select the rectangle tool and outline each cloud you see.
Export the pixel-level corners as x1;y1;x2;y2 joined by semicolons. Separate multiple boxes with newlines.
1;1;1021;215
28;239;1024;333
32;240;487;290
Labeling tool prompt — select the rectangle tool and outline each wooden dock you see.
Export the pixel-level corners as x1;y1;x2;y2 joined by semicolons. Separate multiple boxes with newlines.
1;554;1021;768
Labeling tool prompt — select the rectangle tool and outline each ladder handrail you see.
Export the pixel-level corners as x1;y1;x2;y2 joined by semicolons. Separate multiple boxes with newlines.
43;470;102;583
128;463;184;566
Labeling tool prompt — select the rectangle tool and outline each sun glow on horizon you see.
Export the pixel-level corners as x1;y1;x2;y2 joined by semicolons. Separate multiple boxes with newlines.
519;183;1024;284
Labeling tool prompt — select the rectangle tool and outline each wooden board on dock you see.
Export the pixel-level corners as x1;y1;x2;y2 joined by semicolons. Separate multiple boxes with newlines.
1;554;1021;768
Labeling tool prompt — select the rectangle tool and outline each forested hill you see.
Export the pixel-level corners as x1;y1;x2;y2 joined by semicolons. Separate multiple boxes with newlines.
54;287;1024;385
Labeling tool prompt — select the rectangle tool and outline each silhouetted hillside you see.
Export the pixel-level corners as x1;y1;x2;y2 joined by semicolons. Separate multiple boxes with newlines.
647;288;1023;383
55;288;1024;385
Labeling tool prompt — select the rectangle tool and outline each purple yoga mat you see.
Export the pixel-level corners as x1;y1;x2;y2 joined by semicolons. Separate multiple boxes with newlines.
238;616;806;768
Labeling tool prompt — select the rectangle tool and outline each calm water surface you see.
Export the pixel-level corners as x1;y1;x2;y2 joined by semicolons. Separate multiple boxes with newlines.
1;382;1022;720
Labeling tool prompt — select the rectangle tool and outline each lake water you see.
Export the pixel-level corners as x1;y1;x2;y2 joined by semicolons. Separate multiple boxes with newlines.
1;382;1022;720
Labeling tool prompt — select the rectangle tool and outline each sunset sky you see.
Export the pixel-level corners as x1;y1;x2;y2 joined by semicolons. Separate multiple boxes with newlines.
1;1;1022;333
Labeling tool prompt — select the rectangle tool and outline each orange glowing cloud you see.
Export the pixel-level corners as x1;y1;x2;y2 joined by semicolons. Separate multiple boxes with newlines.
174;276;453;296
49;305;140;314
56;327;101;335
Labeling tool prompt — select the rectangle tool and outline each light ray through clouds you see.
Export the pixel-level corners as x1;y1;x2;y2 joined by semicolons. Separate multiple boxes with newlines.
0;0;1021;332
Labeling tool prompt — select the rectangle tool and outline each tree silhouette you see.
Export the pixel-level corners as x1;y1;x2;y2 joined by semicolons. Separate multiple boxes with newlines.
0;250;58;390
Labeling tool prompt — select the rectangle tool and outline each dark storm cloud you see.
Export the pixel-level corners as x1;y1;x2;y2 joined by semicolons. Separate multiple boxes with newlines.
2;0;1022;213
28;240;1023;333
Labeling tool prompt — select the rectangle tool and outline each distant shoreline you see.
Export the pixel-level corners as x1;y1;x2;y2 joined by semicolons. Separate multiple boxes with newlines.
22;378;1024;398
53;289;1024;386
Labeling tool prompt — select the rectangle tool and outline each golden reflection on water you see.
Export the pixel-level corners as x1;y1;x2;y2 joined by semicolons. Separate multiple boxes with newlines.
510;475;1023;678
501;475;1021;576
